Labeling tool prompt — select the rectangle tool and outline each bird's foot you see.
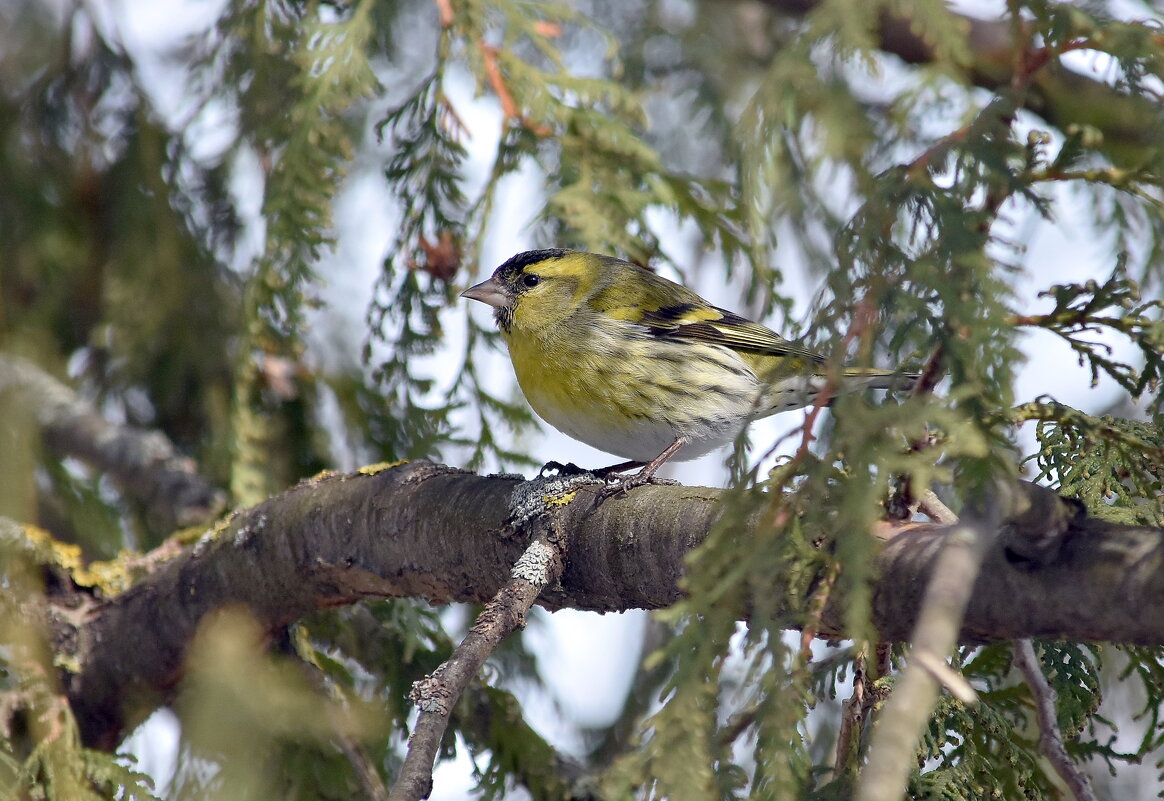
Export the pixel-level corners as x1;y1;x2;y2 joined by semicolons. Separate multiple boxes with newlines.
538;460;677;499
598;470;679;499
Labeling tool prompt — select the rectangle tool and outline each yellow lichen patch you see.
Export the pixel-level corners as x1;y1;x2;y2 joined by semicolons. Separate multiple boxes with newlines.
172;522;215;546
202;515;235;542
20;524;84;575
54;651;82;674
542;491;577;507
358;460;408;475
17;524;131;596
74;557;134;596
84;523;215;595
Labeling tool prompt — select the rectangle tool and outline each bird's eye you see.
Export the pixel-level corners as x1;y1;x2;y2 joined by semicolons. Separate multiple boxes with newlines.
521;273;541;289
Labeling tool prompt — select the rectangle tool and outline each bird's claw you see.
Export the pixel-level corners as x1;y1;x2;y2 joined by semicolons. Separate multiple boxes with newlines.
598;473;678;499
537;461;678;499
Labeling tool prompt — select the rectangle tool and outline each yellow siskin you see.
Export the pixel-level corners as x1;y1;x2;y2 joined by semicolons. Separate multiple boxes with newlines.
462;249;916;489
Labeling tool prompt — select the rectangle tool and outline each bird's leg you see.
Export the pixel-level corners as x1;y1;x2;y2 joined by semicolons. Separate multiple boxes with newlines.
594;460;645;477
631;436;687;483
602;436;687;496
544;438;687;497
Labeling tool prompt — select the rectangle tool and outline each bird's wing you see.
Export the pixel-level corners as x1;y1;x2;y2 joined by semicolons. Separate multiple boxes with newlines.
583;259;825;364
637;303;826;364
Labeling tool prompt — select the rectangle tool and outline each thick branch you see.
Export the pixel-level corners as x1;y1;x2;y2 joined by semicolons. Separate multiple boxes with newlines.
46;463;1164;749
855;482;1159;644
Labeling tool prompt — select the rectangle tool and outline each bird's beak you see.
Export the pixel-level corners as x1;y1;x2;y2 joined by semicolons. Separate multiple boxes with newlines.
461;276;509;309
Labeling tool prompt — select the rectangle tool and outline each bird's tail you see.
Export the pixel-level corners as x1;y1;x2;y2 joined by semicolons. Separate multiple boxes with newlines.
839;366;919;393
761;368;918;415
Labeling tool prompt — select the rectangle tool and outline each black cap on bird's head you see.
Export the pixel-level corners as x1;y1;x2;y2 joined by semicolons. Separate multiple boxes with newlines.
461;249;572;332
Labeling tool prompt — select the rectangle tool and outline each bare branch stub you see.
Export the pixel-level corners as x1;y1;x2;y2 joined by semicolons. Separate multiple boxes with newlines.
389;485;575;801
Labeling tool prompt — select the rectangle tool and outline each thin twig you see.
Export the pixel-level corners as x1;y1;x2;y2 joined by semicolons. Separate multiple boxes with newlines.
832;652;868;777
338;737;391;801
909;343;946;399
1012;639;1098;801
476;42;551;136
719;706;760;748
800;557;842;659
918;490;959;525
478;41;519;120
294;641;391;801
591;617;674;766
389;521;567;801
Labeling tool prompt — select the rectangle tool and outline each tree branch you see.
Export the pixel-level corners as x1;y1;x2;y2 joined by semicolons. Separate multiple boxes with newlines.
390;495;570;801
0;354;225;532
27;463;1164;750
755;0;1163;164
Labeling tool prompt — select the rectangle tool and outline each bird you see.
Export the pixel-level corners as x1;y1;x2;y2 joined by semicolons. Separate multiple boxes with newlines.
462;248;916;490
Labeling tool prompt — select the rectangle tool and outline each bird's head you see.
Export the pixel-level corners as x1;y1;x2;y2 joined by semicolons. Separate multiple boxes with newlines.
461;249;599;335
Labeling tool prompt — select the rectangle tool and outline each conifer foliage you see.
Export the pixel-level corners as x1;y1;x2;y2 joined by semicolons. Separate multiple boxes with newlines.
2;1;1164;800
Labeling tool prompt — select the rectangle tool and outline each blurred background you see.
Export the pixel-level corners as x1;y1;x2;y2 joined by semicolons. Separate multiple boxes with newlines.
2;0;1162;798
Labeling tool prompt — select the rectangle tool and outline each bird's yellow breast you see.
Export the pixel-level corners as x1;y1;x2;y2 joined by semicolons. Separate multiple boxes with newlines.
504;324;638;437
501;318;764;463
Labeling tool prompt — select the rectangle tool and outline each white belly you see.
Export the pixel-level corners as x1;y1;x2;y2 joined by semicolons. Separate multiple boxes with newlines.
538;400;748;463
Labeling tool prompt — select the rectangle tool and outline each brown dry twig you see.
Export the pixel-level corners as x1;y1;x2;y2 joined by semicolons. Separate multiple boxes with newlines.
478;41;519;120
477;42;552;136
